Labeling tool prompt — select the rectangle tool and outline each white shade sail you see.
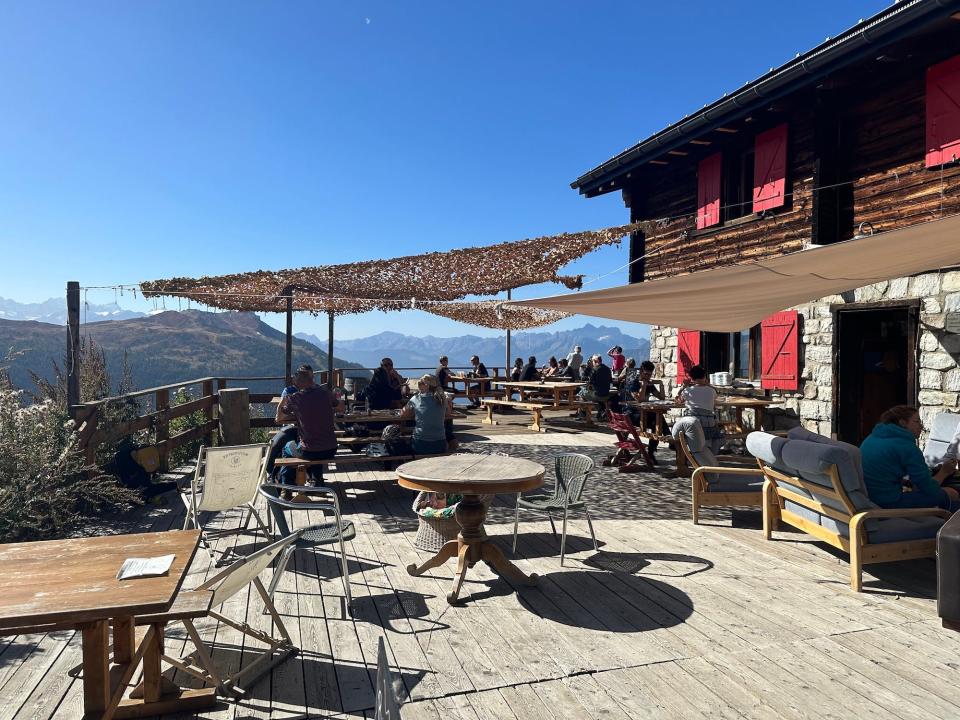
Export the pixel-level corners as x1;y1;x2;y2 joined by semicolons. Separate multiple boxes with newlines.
510;214;960;332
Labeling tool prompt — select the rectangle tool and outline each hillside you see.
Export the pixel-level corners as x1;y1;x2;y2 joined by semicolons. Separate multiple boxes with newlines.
299;323;651;371
0;310;364;394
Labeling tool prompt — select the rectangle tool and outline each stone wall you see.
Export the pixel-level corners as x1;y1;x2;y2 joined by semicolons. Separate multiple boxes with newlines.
647;269;960;439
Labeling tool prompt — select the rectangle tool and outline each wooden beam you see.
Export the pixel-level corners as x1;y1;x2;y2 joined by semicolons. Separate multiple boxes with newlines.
67;281;80;415
667;150;688;156
689;139;711;146
649;160;669;166
327;311;334;389
715;127;738;133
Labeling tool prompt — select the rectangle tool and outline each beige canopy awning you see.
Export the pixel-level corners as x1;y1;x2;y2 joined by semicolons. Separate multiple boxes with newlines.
511;213;960;332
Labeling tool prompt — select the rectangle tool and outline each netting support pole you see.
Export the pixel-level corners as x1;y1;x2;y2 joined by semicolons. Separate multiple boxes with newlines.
67;281;81;417
327;311;335;389
505;288;511;380
285;293;293;386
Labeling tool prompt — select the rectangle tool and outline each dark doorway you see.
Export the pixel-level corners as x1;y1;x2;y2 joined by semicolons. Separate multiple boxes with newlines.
834;303;918;444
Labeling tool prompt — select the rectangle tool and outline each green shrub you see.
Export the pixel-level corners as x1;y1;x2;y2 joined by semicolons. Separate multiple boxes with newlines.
0;378;137;542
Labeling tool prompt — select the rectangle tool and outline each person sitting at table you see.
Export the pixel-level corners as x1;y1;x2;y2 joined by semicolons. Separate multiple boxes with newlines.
365;357;405;410
860;405;960;511
510;357;524;381
676;364;721;445
625;360;665;461
607;345;626;375
520;355;540;382
616;357;636;386
553;357;574;380
436;356;452;390
541;356;559;377
265;367;311;478
583;354;614;417
275;365;344;485
467;355;488;408
400;374;455;455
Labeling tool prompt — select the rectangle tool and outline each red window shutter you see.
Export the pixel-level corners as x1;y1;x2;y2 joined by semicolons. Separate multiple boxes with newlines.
696;153;721;229
760;311;800;391
677;329;701;384
926;55;960;168
753;123;788;212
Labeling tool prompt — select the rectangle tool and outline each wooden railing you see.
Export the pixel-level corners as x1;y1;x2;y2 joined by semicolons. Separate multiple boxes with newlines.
72;366;504;472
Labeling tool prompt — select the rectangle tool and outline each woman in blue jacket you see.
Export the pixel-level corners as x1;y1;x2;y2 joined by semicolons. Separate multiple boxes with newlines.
860;405;959;510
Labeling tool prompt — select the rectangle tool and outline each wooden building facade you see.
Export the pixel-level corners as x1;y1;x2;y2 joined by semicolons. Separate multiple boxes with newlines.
573;1;960;442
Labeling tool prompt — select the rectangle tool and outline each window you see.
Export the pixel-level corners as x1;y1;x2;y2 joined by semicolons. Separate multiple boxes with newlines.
723;146;755;222
702;327;762;380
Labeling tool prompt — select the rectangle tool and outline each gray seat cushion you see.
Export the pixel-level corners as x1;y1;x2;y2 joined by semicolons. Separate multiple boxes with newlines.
674;417;756;488
786;426;864;485
923;412;960;468
712;478;764;493
869;516;945;544
746;431;788;470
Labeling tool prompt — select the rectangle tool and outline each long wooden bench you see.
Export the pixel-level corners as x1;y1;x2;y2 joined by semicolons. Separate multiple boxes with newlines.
275;453;419;485
569;401;598;427
480;399;550;432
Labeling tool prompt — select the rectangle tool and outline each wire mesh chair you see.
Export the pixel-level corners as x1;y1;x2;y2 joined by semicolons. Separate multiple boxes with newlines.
258;483;356;615
512;453;598;566
182;444;272;564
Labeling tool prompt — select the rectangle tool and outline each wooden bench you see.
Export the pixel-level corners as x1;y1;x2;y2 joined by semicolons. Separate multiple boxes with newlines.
480;399;550;432
569;401;597;427
274;453;420;485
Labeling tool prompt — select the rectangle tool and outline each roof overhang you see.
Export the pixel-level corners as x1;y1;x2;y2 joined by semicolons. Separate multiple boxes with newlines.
572;0;960;198
509;213;960;332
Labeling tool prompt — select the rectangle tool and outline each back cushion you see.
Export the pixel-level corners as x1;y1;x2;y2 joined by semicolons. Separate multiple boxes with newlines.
746;431;788;470
924;412;960;467
780;439;876;514
787;426;864;485
672;416;706;452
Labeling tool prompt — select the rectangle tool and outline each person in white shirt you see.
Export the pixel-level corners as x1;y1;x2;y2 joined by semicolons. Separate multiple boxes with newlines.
677;364;721;443
566;346;583;372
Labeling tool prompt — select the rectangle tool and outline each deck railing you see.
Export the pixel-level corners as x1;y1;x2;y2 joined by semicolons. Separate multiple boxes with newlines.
72;366;504;472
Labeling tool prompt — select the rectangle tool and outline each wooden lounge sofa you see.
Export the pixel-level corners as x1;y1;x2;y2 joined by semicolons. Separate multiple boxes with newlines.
747;427;950;591
481;399;549;432
672;416;764;523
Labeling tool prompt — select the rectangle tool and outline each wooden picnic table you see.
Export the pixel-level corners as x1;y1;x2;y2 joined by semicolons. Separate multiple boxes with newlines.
0;530;213;719
398;454;545;604
491;380;585;407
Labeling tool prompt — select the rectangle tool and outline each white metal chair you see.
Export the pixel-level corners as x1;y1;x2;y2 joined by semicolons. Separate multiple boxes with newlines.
374;636;402;719
182;444;272;564
146;533;300;698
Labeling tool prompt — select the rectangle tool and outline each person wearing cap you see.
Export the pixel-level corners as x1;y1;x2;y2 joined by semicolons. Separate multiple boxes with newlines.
566;345;583;373
265;364;313;478
400;374;455;454
275;365;345;484
467;355;488;408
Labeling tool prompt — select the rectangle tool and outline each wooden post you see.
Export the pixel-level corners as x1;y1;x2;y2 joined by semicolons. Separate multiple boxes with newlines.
218;388;250;446
505;289;511;379
67;281;80;415
155;389;170;472
285;293;293;386
327;310;335;389
202;379;215;446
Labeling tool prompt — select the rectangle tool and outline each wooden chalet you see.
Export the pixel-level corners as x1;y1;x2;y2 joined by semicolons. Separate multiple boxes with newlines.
572;0;960;442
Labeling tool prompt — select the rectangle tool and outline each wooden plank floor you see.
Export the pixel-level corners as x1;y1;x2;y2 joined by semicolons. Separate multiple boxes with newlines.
3;410;960;718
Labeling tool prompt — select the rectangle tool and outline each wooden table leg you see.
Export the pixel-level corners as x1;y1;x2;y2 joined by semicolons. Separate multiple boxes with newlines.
81;620;110;717
112;617;135;665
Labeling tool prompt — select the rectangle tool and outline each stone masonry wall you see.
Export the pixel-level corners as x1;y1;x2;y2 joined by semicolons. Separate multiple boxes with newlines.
647;270;960;440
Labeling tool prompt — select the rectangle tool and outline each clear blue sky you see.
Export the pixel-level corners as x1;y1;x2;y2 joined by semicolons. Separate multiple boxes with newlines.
0;1;888;340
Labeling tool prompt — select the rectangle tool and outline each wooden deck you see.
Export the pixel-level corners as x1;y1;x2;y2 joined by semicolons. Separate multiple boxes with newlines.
3;411;960;719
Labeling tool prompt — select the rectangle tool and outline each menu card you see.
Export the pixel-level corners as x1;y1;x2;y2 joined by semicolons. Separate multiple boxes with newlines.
117;554;175;580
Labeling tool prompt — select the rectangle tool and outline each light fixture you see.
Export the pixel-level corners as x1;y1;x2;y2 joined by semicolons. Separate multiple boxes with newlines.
854;221;875;240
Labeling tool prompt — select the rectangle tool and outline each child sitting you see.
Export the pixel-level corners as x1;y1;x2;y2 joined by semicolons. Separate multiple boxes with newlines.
677;364;721;446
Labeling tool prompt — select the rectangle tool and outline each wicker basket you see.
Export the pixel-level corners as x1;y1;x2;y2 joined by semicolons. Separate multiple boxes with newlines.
412;492;493;553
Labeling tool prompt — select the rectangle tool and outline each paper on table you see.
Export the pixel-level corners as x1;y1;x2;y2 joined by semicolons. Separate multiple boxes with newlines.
117;554;176;580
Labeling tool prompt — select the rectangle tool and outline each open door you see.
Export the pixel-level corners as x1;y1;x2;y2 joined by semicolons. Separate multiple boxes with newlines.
833;302;918;444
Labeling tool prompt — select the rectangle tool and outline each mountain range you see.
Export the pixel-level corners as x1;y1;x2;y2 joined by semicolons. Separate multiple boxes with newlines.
0;296;146;324
298;323;650;372
0;310;363;395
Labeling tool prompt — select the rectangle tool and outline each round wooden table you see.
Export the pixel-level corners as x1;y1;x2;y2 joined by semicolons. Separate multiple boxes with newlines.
396;454;545;604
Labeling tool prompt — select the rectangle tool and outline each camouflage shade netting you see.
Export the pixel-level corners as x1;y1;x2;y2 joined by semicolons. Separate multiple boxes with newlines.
139;222;649;314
